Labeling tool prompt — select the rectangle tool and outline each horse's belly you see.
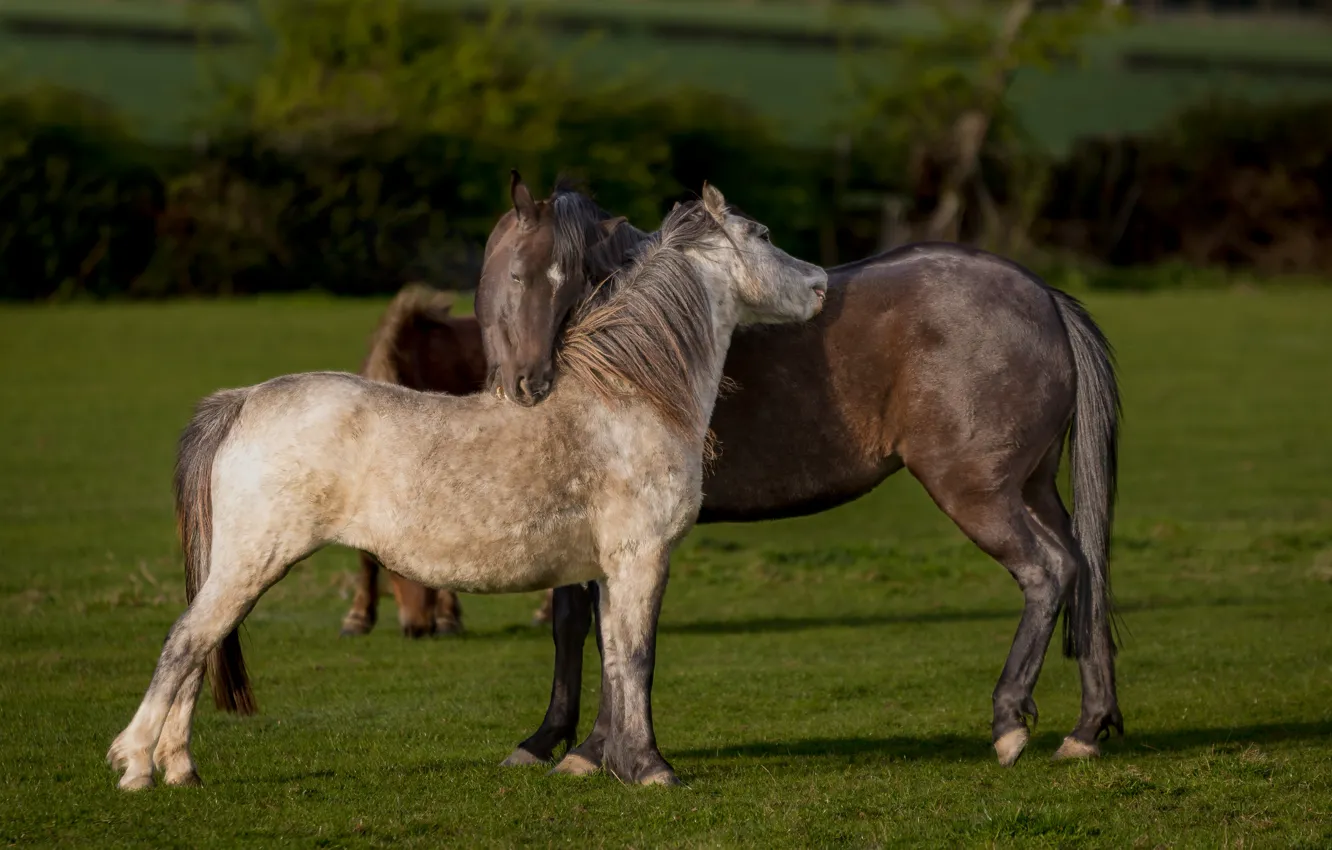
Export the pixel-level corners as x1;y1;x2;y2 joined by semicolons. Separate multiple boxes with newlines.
361;513;601;595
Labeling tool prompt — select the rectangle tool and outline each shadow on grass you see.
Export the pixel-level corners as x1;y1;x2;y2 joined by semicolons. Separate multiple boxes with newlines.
656;596;1248;637
378;596;1250;642
675;719;1332;764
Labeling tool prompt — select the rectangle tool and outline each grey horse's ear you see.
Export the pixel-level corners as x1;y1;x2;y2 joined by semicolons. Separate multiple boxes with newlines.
511;170;538;225
702;182;726;219
600;216;627;236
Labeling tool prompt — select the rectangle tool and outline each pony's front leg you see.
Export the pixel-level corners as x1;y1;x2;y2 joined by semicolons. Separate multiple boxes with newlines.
340;552;381;636
597;553;677;786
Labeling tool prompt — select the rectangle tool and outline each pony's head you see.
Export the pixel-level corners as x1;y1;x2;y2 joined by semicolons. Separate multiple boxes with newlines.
475;172;640;406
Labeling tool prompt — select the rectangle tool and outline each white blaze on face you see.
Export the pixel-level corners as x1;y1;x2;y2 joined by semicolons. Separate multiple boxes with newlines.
548;263;565;293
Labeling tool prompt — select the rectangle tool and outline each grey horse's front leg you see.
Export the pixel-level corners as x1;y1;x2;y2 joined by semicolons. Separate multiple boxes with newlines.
595;559;676;786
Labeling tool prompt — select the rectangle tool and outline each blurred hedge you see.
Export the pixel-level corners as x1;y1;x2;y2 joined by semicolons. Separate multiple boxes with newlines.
2;0;1331;300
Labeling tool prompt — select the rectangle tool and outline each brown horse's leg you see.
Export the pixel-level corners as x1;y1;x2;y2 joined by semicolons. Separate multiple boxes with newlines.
532;588;554;626
433;590;464;636
390;573;438;638
915;463;1074;768
502;584;594;766
340;552;381;636
1025;475;1122;759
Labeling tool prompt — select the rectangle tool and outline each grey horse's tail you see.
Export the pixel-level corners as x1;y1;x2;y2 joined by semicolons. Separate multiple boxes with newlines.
361;283;456;384
175;387;256;714
1049;289;1122;660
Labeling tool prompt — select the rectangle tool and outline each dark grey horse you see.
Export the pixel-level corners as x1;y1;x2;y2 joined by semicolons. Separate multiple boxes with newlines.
447;176;1124;771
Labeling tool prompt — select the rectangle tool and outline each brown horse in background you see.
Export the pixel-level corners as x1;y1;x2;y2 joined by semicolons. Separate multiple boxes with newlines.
336;285;555;637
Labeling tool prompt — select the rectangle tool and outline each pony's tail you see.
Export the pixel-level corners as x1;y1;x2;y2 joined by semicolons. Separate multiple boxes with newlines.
361;283;456;384
175;387;256;714
1049;289;1123;661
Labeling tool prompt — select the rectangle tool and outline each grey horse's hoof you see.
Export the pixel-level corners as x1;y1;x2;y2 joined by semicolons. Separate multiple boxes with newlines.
118;773;155;791
165;770;203;788
994;728;1030;767
1053;736;1100;761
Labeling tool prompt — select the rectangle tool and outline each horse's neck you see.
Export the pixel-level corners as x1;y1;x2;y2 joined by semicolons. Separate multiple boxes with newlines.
693;270;745;433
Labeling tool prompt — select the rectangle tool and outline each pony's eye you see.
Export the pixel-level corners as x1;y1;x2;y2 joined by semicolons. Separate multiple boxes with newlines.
511;273;522;284
759;228;772;243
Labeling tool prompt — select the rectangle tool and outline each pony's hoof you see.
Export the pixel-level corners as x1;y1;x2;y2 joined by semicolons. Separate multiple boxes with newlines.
638;770;679;787
433;617;464;637
994;728;1030;767
340;616;372;637
1053;736;1100;761
500;748;546;767
549;753;599;777
165;770;203;788
118;773;155;791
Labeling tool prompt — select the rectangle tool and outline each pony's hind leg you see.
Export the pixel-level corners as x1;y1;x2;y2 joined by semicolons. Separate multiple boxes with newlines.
153;665;205;786
340;552;381;636
109;566;277;790
433;589;464;636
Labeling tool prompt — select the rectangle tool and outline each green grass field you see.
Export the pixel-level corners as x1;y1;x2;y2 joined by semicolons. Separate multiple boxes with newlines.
1;289;1331;847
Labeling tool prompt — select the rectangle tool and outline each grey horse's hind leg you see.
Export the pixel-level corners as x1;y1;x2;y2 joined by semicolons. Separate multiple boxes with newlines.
503;583;594;766
109;579;264;790
153;665;206;786
917;464;1072;767
1024;469;1123;758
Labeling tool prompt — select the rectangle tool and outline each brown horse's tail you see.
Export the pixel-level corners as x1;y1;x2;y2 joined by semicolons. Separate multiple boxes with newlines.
175;387;257;714
1049;289;1123;661
361;283;456;383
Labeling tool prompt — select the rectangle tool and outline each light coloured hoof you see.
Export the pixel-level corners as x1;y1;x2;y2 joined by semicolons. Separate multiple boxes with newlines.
165;770;203;788
340;614;372;637
548;753;599;777
118;773;155;791
500;748;546;767
638;770;680;787
994;728;1030;767
1053;736;1100;761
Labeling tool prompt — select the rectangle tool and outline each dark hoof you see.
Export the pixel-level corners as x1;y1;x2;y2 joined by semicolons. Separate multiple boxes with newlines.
433;617;464;637
500;748;546;767
400;623;434;639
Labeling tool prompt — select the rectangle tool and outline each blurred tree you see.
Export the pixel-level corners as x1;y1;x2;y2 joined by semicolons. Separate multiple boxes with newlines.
846;0;1126;252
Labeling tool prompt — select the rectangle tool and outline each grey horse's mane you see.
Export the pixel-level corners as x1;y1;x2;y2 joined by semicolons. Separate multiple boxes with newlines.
558;200;722;438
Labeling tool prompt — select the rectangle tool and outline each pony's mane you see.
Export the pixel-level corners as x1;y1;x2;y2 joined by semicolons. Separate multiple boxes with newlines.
558;200;720;438
550;186;653;287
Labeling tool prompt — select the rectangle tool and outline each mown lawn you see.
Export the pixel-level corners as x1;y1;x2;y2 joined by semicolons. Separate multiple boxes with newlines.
1;288;1330;848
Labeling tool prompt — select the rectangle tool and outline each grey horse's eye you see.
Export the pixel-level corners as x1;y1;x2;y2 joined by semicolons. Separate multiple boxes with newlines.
758;228;771;243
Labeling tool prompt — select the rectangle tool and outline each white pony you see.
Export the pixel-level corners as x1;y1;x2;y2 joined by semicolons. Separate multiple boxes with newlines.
108;185;827;789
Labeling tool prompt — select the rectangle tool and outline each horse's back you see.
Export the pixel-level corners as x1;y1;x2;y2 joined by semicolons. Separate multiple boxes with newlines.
701;244;1077;521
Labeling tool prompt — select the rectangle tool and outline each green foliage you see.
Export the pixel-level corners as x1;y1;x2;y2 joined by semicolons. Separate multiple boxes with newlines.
0;86;164;300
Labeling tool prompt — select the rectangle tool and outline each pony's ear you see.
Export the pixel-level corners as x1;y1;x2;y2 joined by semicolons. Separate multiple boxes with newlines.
599;216;627;236
702;182;727;219
510;170;538;225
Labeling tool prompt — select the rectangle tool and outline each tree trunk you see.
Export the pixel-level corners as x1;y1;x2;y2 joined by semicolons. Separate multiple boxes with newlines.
925;0;1035;242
